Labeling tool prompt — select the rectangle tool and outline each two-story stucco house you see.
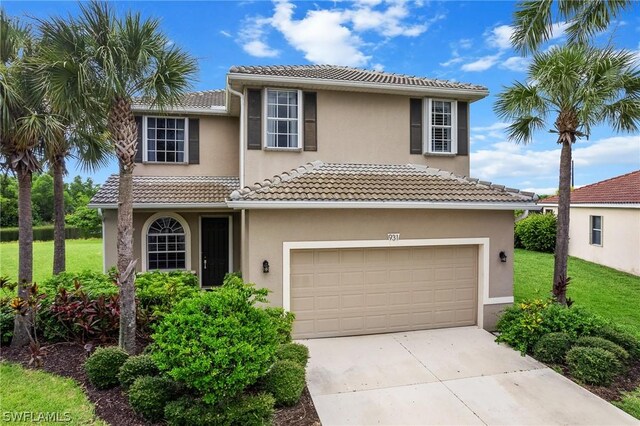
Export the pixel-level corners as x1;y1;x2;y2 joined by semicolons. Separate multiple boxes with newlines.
89;65;539;337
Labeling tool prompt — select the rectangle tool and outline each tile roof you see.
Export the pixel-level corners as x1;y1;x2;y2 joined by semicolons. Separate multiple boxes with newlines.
133;90;226;110
230;161;537;204
90;175;239;206
229;65;487;91
540;170;640;204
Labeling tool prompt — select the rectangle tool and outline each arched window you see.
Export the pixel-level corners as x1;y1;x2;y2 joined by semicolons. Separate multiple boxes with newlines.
147;216;186;270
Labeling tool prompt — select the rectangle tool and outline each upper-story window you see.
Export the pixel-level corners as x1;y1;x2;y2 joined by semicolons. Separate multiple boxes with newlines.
425;99;457;154
145;117;187;163
265;89;302;149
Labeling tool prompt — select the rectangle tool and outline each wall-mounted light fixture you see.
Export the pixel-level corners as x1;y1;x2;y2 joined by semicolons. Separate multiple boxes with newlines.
499;251;507;263
262;260;270;273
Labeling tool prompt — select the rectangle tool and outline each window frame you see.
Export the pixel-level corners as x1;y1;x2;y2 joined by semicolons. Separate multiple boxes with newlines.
590;215;603;246
423;98;458;155
141;212;191;272
263;88;303;150
142;115;189;164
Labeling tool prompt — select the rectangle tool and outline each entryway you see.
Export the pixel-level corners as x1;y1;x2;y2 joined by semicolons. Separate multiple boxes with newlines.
301;327;637;425
200;216;232;287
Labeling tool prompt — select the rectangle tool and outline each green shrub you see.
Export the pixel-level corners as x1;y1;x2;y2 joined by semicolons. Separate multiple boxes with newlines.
532;332;572;363
165;393;275;426
496;300;605;354
41;271;117;301
135;270;199;318
591;326;640;360
264;307;295;344
128;376;179;422
0;304;14;345
566;346;622;386
514;213;556;252
118;355;160;389
85;347;129;389
575;336;630;364
276;343;309;367
0;225;97;242
151;275;280;405
260;360;305;407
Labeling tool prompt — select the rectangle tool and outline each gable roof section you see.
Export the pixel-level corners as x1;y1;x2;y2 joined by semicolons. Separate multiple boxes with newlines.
89;175;239;209
228;161;538;209
540;170;640;205
132;90;226;113
229;65;487;92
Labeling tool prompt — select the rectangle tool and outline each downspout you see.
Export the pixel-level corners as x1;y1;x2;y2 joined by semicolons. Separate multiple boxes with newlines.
226;80;248;279
515;209;530;222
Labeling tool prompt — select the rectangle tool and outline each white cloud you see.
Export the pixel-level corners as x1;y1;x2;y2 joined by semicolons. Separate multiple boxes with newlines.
372;62;385;71
239;0;438;66
486;24;513;50
458;38;473;49
471;122;510;132
461;53;502;72
500;56;530;72
271;1;370;66
242;40;280;57
471;135;640;185
440;56;463;67
220;30;232;38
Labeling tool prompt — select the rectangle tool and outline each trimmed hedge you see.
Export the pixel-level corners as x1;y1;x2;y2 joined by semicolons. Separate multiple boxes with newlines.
129;376;180;422
533;332;572;363
566;346;622;386
260;360;306;407
85;347;129;389
591;326;640;360
165;393;275;426
574;336;630;364
118;355;160;389
0;225;99;242
276;343;309;367
514;213;556;253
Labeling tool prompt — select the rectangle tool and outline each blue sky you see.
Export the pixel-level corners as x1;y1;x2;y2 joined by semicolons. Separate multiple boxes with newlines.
6;0;640;194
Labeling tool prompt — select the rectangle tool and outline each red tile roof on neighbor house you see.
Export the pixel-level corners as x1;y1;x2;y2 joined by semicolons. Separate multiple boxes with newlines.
540;170;640;204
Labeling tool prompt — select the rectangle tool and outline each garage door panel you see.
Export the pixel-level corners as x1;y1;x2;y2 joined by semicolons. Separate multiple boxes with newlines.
291;245;478;338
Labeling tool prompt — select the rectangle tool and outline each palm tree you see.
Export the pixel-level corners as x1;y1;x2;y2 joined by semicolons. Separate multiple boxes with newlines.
1;10;64;347
39;1;197;353
511;0;636;55
495;44;640;304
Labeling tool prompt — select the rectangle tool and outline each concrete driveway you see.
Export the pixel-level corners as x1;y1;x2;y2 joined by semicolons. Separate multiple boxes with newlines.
301;327;637;425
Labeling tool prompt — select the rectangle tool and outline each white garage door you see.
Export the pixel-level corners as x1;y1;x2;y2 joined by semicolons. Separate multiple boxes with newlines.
290;245;478;338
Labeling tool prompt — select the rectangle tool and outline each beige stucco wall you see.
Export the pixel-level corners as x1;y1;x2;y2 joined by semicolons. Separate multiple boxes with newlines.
545;206;640;275
102;209;241;284
134;115;239;177
241;209;515;329
244;89;470;185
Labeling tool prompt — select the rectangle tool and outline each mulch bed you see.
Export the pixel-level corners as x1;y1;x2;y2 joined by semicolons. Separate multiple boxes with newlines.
0;342;321;426
559;359;640;403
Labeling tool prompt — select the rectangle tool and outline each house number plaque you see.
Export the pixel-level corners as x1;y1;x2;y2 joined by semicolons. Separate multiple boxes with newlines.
387;233;400;241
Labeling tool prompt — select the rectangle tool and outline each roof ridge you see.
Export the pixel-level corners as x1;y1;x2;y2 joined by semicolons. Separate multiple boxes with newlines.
408;163;538;200
229;160;324;200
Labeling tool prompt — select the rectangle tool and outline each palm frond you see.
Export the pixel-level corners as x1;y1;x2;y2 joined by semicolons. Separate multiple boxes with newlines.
564;0;634;46
511;0;554;55
505;116;547;144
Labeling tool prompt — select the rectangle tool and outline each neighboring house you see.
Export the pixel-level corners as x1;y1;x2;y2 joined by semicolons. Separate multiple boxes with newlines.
539;170;640;276
89;65;539;337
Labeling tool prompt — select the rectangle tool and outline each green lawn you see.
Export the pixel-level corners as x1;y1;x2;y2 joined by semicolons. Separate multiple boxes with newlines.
0;362;106;425
0;239;103;285
514;248;640;338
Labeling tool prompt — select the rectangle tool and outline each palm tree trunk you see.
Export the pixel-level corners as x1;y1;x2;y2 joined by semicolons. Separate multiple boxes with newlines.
110;97;138;354
11;165;33;347
52;156;66;274
552;140;572;304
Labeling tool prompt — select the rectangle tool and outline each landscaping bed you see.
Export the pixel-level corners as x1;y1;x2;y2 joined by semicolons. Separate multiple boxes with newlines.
1;342;320;426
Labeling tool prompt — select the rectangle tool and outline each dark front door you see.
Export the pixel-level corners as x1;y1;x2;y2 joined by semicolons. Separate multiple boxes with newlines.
201;217;229;286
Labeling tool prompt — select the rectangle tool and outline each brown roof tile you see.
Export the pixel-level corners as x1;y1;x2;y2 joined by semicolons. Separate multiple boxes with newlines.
541;170;640;204
133;90;226;110
90;175;239;206
229;65;487;91
230;162;536;204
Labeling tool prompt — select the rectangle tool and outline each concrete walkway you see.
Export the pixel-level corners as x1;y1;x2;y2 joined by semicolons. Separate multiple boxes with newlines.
301;327;638;425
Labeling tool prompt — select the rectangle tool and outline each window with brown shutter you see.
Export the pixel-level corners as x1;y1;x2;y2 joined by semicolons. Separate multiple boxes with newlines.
134;116;143;163
457;102;469;156
303;92;317;151
409;98;422;154
247;89;262;150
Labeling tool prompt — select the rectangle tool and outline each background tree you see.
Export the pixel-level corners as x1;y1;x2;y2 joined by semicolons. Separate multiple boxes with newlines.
495;44;640;304
40;1;197;353
511;0;635;55
0;10;63;347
